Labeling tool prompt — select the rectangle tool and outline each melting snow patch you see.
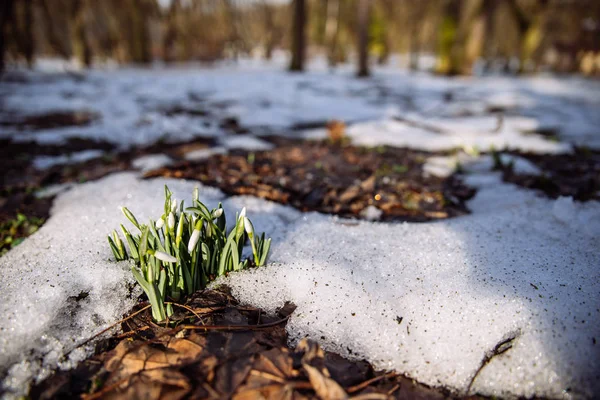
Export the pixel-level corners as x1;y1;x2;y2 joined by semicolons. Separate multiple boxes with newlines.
223;175;600;399
32;150;104;170
1;172;599;399
219;135;274;151
0;173;225;398
131;153;173;172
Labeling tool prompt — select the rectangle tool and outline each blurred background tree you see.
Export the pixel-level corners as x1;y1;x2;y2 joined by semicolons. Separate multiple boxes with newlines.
1;0;599;76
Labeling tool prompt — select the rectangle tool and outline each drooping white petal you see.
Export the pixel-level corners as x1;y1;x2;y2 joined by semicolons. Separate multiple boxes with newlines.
155;218;164;229
154;251;177;263
168;212;175;230
243;217;254;237
212;208;223;219
188;229;201;253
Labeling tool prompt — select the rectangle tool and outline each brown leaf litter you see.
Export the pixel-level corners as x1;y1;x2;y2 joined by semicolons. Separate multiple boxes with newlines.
144;139;476;222
30;288;475;400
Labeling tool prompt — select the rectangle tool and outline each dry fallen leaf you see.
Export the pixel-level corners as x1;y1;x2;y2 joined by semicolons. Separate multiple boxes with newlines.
303;364;348;400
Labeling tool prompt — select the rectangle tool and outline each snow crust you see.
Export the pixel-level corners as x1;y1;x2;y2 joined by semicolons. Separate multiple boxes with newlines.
2;64;600;150
224;175;600;399
1;171;598;399
0;174;225;397
32;149;104;170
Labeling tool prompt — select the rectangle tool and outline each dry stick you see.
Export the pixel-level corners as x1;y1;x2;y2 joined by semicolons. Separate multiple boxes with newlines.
386;384;400;396
166;301;204;324
349;394;389;400
178;315;289;332
82;375;133;400
63;304;152;358
346;372;397;394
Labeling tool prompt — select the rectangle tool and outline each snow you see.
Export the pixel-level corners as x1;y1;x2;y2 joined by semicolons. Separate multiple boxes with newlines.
131;153;173;172
32;149;104;170
2;61;600;398
1;170;598;399
2;62;600;151
0;173;225;398
183;146;227;161
224;174;600;399
219;135;274;151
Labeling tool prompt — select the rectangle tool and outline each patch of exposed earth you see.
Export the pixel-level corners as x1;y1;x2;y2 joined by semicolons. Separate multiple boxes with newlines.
30;288;474;400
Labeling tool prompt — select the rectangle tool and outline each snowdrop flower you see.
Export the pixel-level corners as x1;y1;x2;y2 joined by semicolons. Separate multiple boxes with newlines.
168;212;175;231
120;206;140;229
212;208;223;219
239;207;246;220
175;216;184;246
192;187;199;202
188;229;200;253
155;217;165;230
153;251;177;263
171;198;178;213
243;217;254;239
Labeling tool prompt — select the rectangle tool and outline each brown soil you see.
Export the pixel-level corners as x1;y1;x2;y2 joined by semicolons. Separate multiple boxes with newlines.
145;139;476;222
499;148;600;201
0;110;100;131
30;288;475;400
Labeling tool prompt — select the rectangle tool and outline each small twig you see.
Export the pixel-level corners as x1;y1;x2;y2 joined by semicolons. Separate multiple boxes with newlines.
466;332;519;394
82;375;132;400
166;302;205;325
350;394;389;400
63;304;151;358
346;372;396;394
179;315;289;332
386;384;400;396
114;326;149;340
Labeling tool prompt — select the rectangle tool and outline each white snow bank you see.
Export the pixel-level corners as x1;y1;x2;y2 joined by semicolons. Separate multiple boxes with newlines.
223;177;600;399
1;172;599;399
131;153;173;172
2;64;600;149
32;150;104;170
341;119;569;154
0;173;225;397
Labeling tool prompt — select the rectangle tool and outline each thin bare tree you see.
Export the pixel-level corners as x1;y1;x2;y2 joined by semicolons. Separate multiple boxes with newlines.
357;0;370;77
289;0;306;71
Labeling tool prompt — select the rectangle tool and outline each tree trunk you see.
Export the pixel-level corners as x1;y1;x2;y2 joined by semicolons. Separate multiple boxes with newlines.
435;0;460;75
261;1;275;60
0;0;15;72
324;0;340;67
40;0;71;59
71;0;92;67
409;24;420;71
289;0;306;71
22;0;34;67
356;0;370;77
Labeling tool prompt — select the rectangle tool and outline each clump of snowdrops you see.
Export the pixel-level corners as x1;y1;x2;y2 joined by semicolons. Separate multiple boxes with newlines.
108;186;271;322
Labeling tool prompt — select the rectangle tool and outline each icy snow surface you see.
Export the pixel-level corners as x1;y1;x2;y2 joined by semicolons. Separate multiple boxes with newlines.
0;174;226;397
1;171;598;399
2;62;600;150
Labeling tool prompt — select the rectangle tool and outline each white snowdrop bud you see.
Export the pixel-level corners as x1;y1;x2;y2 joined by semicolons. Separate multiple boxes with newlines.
171;198;178;213
239;207;246;220
188;229;201;253
153;251;177;263
168;212;175;231
243;217;254;239
155;217;164;230
212;208;223;219
192;187;199;202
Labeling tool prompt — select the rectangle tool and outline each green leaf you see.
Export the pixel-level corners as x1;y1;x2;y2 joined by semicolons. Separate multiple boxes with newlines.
121;207;140;230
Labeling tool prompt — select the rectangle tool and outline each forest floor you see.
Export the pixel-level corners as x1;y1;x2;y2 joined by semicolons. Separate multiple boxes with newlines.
1;61;599;399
